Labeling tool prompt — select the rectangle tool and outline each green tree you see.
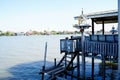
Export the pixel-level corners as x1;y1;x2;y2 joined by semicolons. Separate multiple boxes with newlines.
32;31;40;35
0;30;2;36
5;31;14;36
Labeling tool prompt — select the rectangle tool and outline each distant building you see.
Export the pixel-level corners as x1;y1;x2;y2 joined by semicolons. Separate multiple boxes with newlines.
15;32;25;36
26;30;33;36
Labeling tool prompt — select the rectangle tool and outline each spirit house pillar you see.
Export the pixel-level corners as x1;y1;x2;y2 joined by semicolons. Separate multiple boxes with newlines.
73;9;91;79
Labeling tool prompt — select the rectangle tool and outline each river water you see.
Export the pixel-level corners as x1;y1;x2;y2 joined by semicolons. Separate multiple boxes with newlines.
0;35;101;80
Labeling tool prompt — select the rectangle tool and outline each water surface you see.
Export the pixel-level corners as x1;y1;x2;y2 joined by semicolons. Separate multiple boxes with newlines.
0;35;73;79
0;35;101;80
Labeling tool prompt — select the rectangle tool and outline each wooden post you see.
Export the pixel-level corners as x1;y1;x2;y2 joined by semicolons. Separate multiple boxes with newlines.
54;58;56;66
77;52;80;80
81;32;85;80
42;66;45;80
92;19;94;35
44;42;47;67
92;54;94;80
118;0;120;79
102;20;104;35
65;52;67;79
42;42;47;80
71;54;73;80
102;54;105;80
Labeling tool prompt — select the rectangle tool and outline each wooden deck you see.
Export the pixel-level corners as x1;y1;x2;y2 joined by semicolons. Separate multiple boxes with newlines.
40;35;118;80
60;35;118;60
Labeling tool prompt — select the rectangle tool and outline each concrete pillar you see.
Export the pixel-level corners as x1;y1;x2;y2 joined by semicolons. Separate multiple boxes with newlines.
118;0;120;79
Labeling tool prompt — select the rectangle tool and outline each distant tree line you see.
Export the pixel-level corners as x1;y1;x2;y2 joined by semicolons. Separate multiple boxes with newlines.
0;31;15;36
0;30;81;36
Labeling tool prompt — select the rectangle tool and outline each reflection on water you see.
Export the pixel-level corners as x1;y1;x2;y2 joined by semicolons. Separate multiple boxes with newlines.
1;61;54;80
0;35;71;79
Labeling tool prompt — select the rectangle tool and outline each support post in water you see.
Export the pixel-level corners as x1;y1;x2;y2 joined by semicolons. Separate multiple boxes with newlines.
42;66;45;80
42;42;48;80
44;42;47;67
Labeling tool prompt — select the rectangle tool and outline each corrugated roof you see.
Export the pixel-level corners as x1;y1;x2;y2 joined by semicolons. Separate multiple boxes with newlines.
75;10;118;24
86;10;118;19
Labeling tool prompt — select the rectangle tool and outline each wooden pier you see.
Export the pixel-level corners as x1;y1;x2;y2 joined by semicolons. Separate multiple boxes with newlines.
39;10;118;80
39;35;118;80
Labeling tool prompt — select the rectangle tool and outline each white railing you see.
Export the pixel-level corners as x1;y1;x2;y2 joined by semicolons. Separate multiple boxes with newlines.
84;41;118;57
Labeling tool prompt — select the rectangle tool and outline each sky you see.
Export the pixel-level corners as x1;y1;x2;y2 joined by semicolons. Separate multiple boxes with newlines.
0;0;118;32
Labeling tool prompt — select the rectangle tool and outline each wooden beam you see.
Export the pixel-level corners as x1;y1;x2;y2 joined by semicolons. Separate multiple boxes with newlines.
91;16;118;24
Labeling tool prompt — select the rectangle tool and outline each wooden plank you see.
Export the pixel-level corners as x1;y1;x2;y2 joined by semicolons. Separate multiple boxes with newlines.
46;67;64;75
44;65;62;73
54;68;65;75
